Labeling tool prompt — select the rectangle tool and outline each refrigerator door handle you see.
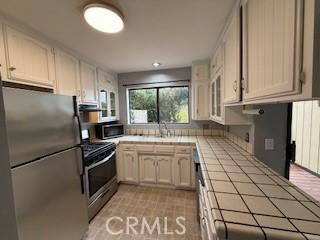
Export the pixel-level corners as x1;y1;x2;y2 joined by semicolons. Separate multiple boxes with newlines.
75;147;85;194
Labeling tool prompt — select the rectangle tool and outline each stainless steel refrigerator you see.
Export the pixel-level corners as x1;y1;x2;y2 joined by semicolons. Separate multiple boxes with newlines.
2;87;88;240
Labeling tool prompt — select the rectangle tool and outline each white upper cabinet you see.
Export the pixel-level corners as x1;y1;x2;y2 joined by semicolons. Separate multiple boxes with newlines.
97;69;119;121
210;70;223;122
80;61;98;104
210;68;249;125
98;69;116;89
0;25;7;80
192;62;209;82
193;81;210;120
242;0;304;102
192;61;210;120
54;49;80;98
223;8;241;104
210;45;223;77
4;26;55;88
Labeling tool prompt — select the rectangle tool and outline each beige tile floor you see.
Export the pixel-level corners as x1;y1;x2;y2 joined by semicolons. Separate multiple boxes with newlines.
85;184;201;240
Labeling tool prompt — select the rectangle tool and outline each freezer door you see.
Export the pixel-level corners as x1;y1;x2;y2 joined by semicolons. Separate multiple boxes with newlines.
3;87;80;167
11;147;88;240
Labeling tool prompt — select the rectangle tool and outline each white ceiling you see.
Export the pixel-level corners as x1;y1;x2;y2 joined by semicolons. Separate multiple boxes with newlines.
0;0;235;73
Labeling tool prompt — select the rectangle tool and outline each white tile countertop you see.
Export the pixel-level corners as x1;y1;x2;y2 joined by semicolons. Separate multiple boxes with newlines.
95;135;320;240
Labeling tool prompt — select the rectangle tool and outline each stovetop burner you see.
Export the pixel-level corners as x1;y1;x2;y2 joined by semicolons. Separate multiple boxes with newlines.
82;142;116;166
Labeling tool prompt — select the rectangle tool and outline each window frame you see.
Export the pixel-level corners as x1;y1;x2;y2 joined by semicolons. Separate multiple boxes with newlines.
128;85;190;125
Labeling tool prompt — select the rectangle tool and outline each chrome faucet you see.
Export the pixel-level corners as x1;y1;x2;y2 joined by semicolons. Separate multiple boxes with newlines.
158;121;171;137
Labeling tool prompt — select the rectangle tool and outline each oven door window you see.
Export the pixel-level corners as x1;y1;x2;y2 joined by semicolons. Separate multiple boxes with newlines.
88;153;116;197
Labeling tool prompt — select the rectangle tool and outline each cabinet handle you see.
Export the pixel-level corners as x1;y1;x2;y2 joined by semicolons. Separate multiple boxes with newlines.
9;67;16;71
233;80;237;92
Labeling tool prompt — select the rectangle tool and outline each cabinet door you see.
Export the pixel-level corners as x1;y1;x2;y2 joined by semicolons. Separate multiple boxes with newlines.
140;155;157;183
156;156;172;184
123;151;138;183
193;81;209;120
210;79;216;119
98;69;115;89
0;25;7;80
55;50;80;98
223;8;241;104
242;0;303;101
80;61;98;104
211;46;223;76
5;26;55;87
192;63;209;82
109;91;117;118
175;154;191;187
215;73;223;121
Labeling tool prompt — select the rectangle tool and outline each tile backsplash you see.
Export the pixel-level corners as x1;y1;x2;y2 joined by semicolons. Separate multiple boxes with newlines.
123;127;253;154
125;127;224;137
223;130;253;154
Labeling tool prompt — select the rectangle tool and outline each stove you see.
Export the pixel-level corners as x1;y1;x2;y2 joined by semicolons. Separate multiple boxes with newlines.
81;129;118;220
82;142;115;165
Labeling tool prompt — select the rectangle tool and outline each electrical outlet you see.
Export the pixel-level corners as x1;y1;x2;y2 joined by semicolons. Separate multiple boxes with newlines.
265;138;274;150
245;133;250;142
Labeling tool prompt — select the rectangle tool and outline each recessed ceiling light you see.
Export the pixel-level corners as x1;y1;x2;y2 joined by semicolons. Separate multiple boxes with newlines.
83;3;124;34
152;62;161;67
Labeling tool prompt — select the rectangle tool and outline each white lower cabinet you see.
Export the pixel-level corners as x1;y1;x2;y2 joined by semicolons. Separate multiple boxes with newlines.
140;155;157;183
122;150;139;183
118;144;195;188
140;155;172;185
175;154;192;188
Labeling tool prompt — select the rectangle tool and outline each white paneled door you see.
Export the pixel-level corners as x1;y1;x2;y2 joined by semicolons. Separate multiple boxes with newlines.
291;101;320;174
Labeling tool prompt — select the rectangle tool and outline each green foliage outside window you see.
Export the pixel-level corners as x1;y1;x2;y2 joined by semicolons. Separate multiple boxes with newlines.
129;86;189;124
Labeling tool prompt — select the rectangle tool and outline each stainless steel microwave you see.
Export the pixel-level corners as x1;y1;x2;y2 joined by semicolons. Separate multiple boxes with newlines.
95;123;124;139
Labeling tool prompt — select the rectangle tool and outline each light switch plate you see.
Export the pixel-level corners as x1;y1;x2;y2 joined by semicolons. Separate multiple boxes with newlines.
265;138;274;150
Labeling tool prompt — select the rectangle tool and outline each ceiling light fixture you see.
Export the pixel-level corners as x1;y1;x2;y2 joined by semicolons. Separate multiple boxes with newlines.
152;62;161;67
83;2;124;33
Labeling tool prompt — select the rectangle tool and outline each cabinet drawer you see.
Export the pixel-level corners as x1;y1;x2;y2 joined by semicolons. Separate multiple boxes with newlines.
136;144;154;153
156;145;175;154
121;144;136;151
176;146;191;154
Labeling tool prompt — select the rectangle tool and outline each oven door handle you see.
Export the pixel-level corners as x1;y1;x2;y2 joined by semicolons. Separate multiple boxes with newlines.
86;151;116;170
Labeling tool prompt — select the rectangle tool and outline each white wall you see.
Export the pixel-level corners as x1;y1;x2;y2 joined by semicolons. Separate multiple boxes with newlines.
292;100;320;173
228;104;289;176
